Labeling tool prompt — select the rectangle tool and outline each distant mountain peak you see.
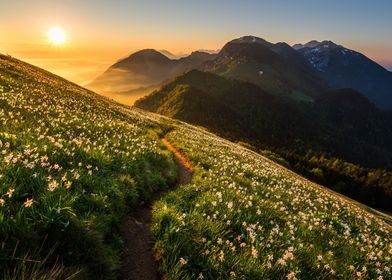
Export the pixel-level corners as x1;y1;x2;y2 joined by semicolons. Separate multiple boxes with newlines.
127;49;170;60
209;35;326;99
294;39;392;109
293;40;340;50
230;35;271;45
111;49;171;69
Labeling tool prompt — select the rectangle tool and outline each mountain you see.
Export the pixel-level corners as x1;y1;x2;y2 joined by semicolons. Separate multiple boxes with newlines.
203;35;327;101
294;40;392;109
89;36;392;108
1;53;391;279
87;49;216;105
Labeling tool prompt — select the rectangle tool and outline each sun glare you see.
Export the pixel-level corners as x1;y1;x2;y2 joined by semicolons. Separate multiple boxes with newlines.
48;27;66;45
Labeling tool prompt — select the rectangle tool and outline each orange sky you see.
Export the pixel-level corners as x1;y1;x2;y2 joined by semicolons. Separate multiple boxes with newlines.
4;39;390;86
1;1;391;85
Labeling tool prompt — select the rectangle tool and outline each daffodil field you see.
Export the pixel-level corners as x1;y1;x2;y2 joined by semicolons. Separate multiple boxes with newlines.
0;55;177;279
1;54;391;280
153;125;392;280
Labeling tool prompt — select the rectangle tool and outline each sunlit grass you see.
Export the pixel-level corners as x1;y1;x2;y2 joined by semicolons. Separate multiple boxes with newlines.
153;126;392;279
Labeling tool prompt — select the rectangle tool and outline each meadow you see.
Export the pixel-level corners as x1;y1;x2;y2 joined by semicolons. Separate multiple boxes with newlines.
1;54;391;279
153;125;392;279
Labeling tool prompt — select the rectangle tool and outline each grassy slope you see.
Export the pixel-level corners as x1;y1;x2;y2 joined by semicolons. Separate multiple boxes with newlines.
1;54;391;279
0;54;177;279
153;124;392;280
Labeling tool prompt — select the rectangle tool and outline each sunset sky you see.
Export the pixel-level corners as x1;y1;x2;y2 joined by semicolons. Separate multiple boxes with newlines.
1;0;391;85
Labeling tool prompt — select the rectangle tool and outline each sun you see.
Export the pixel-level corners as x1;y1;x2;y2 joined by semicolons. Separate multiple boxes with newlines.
48;27;66;45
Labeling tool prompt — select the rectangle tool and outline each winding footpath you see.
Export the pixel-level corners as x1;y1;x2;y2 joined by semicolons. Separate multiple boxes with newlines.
121;137;192;280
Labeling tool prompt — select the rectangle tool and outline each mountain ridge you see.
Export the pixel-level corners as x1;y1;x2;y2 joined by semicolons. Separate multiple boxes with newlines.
202;36;327;101
294;40;392;108
88;35;392;108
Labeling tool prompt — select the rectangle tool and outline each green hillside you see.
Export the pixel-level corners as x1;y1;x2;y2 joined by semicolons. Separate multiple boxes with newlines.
1;55;391;279
136;70;317;148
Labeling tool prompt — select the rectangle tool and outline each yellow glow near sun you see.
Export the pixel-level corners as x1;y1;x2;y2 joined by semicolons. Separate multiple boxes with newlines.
48;27;66;45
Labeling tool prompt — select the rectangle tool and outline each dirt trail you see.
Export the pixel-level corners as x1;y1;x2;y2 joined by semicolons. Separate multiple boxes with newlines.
121;137;192;280
161;137;192;184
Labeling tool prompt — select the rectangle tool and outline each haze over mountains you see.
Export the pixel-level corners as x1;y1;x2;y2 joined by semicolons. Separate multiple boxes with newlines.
87;49;216;104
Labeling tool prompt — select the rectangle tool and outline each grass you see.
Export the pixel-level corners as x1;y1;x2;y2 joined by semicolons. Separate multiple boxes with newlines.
152;125;392;279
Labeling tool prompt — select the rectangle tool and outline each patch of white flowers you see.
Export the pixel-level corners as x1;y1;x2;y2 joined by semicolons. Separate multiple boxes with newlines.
156;124;392;279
